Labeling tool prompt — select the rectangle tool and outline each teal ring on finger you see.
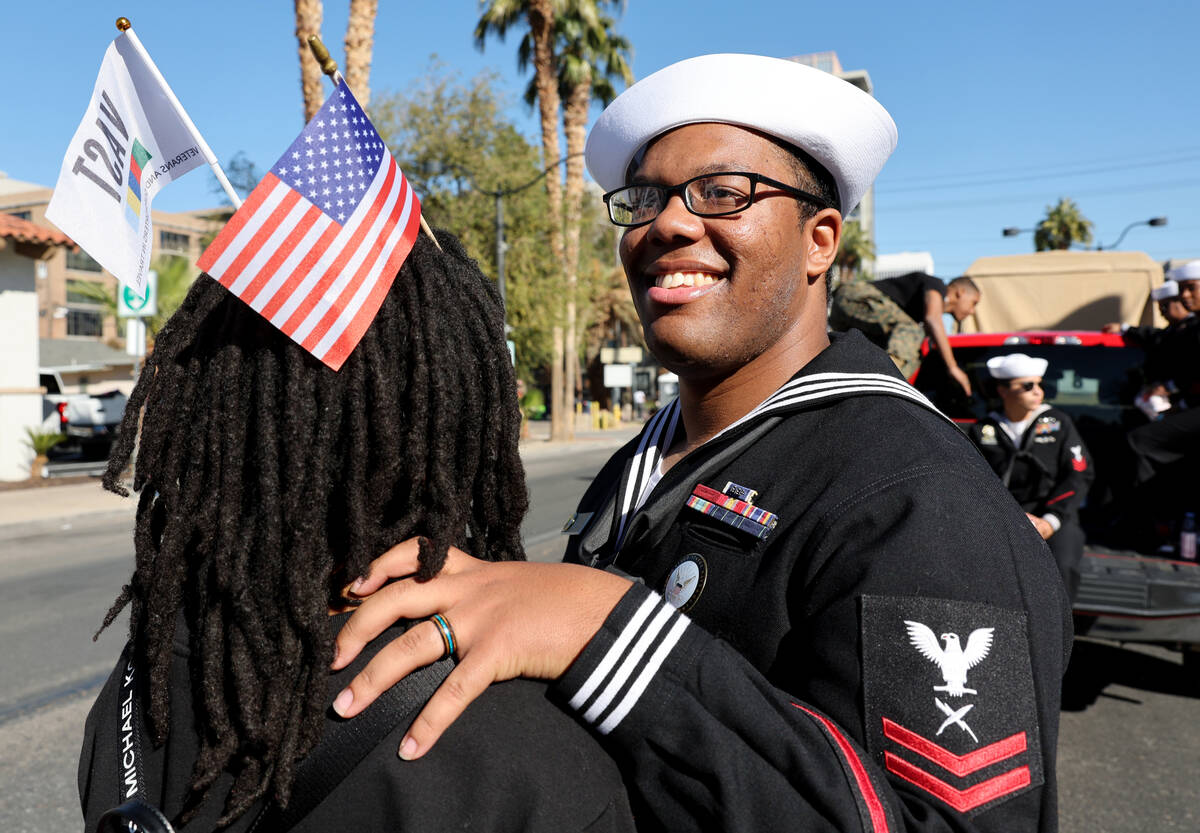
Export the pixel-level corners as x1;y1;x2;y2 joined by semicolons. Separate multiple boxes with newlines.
431;613;457;660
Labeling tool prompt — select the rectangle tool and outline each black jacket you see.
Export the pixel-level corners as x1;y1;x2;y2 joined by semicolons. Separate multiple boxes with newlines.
966;406;1093;523
79;615;634;833
1125;316;1200;402
554;330;1071;833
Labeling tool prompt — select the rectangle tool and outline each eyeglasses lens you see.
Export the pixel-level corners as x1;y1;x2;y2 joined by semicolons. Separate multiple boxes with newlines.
608;174;756;226
608;188;661;226
687;175;753;215
1016;381;1041;392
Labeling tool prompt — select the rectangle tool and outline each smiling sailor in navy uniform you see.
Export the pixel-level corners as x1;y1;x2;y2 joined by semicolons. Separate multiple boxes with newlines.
333;53;1072;833
967;353;1093;600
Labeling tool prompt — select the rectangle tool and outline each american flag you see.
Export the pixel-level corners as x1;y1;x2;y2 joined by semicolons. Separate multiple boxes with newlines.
198;79;421;370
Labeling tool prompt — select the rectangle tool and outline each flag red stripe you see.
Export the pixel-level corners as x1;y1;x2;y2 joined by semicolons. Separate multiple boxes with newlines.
240;204;324;305
218;189;303;291
281;162;399;335
321;203;421;369
259;221;341;321
301;173;411;352
884;752;1030;812
197;174;280;272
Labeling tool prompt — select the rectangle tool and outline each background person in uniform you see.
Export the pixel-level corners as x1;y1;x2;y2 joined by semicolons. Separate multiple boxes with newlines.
1103;280;1195;420
330;54;1070;833
829;271;981;395
967;353;1094;599
1118;260;1200;543
1152;279;1195;326
78;232;633;833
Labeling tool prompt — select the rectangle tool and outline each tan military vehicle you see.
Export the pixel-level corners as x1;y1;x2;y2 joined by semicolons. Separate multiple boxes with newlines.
957;249;1164;333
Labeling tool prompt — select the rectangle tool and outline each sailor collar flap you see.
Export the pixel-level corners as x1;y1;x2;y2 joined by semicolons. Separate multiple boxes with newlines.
594;333;947;557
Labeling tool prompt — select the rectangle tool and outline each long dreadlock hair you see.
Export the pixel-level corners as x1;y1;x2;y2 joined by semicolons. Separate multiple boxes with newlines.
98;228;528;826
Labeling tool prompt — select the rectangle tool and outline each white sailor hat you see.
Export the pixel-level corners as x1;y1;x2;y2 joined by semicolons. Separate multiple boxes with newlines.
584;53;898;213
1151;280;1180;302
987;353;1048;380
1167;260;1200;282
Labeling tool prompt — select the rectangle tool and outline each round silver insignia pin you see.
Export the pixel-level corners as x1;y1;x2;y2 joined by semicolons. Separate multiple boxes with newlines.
664;553;708;612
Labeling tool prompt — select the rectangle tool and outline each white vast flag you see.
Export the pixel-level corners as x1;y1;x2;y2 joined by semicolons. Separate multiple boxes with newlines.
46;32;208;295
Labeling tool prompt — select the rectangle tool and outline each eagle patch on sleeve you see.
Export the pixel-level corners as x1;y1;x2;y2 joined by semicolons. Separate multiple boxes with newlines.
860;595;1043;816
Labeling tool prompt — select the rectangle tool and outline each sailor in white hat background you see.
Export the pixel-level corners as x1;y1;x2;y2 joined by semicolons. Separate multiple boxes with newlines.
1152;279;1195;326
1117;260;1200;543
1171;259;1200;312
332;53;1070;833
1104;277;1193;336
967;353;1094;600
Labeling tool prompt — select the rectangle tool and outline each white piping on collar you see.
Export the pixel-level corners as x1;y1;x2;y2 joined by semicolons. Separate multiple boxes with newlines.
611;372;944;550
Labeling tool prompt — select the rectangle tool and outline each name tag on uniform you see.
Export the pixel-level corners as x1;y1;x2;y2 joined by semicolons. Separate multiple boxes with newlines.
686;483;778;540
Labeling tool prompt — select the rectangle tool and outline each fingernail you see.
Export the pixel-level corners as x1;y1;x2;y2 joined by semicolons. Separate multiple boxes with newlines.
399;736;418;760
350;575;366;594
332;688;353;717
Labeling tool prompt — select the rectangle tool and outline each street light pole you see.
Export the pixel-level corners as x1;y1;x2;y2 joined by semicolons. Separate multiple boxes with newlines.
1096;216;1168;251
1002;216;1167;250
445;153;584;321
494;192;506;314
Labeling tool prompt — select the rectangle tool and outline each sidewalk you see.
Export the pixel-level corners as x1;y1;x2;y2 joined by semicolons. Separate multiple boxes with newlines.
0;418;644;533
518;416;641;461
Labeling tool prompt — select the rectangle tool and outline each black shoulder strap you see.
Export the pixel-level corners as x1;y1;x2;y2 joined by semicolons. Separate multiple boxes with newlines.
250;656;455;832
99;645;453;833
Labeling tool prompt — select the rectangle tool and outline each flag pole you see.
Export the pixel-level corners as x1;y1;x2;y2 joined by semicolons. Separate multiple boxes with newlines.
306;35;441;251
115;17;242;209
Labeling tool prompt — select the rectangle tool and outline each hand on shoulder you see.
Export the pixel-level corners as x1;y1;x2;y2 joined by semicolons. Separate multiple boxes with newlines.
331;538;632;759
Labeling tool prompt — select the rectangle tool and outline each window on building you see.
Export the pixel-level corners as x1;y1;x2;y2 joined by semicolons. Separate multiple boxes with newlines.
160;230;190;252
66;279;108;305
8;210;32;221
66;249;103;272
66;309;104;337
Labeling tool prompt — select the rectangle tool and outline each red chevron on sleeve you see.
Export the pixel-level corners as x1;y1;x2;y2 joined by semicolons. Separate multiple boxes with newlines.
882;718;1026;776
885;751;1031;813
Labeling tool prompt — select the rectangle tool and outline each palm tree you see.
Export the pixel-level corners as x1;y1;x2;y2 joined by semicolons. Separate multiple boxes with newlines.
557;8;632;439
1035;198;1094;251
476;0;570;439
294;0;324;121
834;219;875;283
69;256;197;343
344;0;379;109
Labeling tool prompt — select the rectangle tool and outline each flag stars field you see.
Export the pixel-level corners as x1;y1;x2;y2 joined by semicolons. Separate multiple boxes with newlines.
198;77;421;370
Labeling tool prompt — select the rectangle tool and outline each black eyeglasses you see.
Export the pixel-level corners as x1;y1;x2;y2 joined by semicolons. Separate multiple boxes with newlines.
1010;381;1042;392
602;171;832;228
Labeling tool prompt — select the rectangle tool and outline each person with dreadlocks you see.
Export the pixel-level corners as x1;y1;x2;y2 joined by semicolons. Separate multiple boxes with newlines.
77;230;634;832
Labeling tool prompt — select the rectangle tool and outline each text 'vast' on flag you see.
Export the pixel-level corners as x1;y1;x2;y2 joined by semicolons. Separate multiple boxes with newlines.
197;79;421;371
46;32;207;295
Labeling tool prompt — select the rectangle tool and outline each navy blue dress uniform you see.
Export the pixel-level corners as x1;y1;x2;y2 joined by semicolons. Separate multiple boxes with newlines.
1121;265;1200;505
556;331;1071;833
964;354;1093;600
541;52;1072;833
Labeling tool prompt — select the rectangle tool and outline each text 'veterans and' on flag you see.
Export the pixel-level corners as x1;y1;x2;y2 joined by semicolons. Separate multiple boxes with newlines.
198;79;421;371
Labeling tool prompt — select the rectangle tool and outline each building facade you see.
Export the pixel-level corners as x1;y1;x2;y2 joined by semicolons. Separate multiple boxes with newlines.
0;172;226;346
0;213;73;479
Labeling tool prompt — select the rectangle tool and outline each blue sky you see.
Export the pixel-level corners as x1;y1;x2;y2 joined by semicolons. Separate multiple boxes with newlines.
6;1;1199;276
